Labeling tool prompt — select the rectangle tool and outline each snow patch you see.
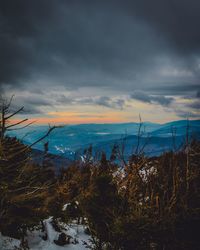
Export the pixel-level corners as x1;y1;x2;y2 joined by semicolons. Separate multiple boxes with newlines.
0;217;90;250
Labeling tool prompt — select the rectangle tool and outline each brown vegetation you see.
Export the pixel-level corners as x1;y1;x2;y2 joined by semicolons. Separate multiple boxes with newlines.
0;96;200;249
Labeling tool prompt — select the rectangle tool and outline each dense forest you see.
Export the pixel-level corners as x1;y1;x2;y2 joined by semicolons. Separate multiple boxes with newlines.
0;97;200;250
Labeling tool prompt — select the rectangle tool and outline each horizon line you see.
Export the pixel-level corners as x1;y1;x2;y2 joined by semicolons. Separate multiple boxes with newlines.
20;118;200;127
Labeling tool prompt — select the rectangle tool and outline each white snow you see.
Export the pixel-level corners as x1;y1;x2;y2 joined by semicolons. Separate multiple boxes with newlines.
0;233;20;250
62;203;70;211
0;217;91;250
62;201;79;211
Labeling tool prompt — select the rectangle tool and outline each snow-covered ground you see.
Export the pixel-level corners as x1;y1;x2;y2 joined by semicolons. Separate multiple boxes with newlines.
0;233;21;250
0;217;91;250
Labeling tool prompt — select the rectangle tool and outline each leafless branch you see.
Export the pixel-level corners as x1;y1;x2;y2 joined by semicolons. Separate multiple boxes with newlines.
6;118;28;129
7;121;36;131
29;125;61;148
4;106;24;120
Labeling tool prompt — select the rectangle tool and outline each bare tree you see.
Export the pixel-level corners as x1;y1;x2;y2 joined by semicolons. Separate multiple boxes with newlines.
0;95;61;147
0;95;61;245
0;95;34;140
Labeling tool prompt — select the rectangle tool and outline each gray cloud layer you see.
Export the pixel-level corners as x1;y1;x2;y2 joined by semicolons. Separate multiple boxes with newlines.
131;91;173;106
0;0;200;117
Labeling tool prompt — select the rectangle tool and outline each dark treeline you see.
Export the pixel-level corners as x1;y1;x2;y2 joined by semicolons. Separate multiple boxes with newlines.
0;96;200;249
56;140;200;249
1;136;200;249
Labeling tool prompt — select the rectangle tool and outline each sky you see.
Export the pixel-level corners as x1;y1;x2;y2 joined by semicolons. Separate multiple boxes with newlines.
0;0;200;124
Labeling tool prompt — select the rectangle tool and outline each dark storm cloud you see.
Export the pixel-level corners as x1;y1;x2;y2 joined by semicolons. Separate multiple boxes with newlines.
23;92;127;112
55;94;126;109
22;106;45;115
148;84;200;96
131;91;173;106
24;96;52;107
9;101;45;115
175;109;200;119
188;101;200;110
55;95;74;105
126;0;200;54
0;0;48;85
94;96;126;109
10;95;52;114
0;0;200;100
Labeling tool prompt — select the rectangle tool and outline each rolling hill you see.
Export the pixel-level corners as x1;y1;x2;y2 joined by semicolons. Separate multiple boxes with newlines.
8;120;200;160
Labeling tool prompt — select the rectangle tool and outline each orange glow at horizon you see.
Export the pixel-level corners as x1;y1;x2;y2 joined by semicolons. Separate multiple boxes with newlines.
10;100;188;125
11;111;130;125
28;116;123;124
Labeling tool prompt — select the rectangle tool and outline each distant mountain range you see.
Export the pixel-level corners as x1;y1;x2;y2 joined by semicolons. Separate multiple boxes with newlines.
8;120;200;160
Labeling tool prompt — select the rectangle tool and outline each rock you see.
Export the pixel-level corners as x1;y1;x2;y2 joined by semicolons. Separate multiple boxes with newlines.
54;232;72;246
72;238;79;244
